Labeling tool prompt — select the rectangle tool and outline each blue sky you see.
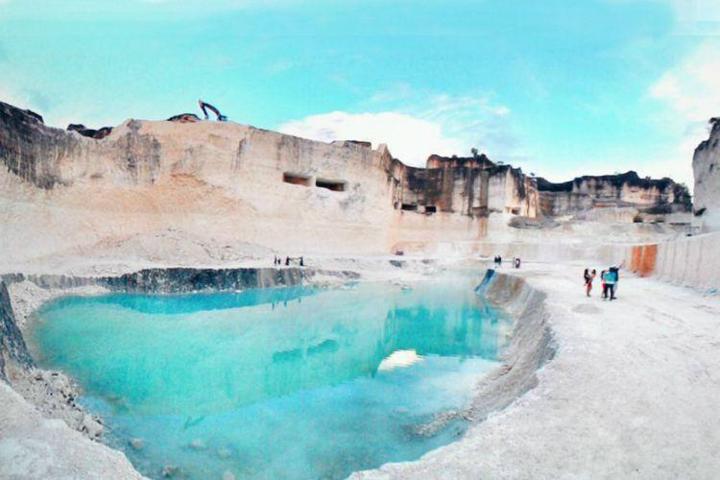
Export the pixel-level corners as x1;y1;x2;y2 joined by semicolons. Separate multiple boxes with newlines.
1;0;719;186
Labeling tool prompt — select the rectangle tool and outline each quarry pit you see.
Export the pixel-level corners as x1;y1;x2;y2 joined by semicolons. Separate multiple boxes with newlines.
1;102;720;479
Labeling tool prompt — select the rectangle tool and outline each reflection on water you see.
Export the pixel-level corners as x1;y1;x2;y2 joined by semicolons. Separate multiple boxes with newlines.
32;275;511;480
45;285;318;315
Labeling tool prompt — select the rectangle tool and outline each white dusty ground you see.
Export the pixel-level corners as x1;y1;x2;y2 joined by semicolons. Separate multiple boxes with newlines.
1;258;719;479
0;382;144;479
354;262;720;480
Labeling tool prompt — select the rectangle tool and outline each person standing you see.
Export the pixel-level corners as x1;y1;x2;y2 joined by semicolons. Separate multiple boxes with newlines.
609;266;620;298
584;269;596;297
607;267;618;300
584;269;591;296
603;269;617;300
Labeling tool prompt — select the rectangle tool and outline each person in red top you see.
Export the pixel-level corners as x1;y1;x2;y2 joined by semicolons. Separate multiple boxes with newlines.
583;268;596;297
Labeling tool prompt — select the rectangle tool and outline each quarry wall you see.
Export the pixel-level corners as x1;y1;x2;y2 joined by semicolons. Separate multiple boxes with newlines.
537;171;691;218
619;232;720;292
0;100;692;264
0;101;534;262
0;103;398;261
693;119;720;233
612;118;720;291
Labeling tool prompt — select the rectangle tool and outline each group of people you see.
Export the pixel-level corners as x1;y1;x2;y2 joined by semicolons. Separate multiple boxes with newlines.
583;266;621;300
493;255;522;269
273;256;304;267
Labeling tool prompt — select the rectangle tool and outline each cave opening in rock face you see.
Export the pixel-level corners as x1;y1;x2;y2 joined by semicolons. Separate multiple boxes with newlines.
283;172;311;187
315;178;346;192
30;276;509;480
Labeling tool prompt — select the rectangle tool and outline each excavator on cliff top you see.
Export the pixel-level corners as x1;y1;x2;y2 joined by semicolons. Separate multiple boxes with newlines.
198;99;227;122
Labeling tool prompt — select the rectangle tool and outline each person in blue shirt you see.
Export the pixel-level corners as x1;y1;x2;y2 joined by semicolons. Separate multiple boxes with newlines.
603;268;618;300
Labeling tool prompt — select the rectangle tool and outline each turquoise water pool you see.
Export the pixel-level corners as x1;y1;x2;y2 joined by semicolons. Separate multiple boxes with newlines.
31;276;510;480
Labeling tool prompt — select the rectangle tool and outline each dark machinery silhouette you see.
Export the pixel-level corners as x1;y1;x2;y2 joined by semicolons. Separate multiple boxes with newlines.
198;99;227;121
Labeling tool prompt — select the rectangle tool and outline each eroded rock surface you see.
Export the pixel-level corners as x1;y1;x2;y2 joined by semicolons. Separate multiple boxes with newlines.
0;281;32;381
693;117;720;232
536;170;691;217
67;123;113;139
0;100;692;266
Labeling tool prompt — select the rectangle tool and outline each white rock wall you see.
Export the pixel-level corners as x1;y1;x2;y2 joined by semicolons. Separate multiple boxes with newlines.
2;113;553;268
693;120;720;232
616;232;720;291
653;233;720;290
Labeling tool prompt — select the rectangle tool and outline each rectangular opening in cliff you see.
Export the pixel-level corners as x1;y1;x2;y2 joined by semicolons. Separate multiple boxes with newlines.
425;206;437;214
315;178;346;192
401;203;418;211
283;173;311;187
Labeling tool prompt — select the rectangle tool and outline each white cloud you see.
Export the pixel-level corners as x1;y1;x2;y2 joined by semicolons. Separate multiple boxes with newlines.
667;0;720;36
648;40;720;188
649;42;720;120
278;92;520;168
279;111;465;167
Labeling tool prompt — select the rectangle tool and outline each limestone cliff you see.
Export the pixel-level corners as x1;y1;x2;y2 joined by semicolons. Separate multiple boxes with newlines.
536;171;691;218
693;118;720;232
0;100;398;261
0;100;537;261
0;100;692;263
396;154;538;217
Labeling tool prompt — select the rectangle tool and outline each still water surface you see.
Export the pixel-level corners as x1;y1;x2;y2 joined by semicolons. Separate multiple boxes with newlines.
32;276;510;480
